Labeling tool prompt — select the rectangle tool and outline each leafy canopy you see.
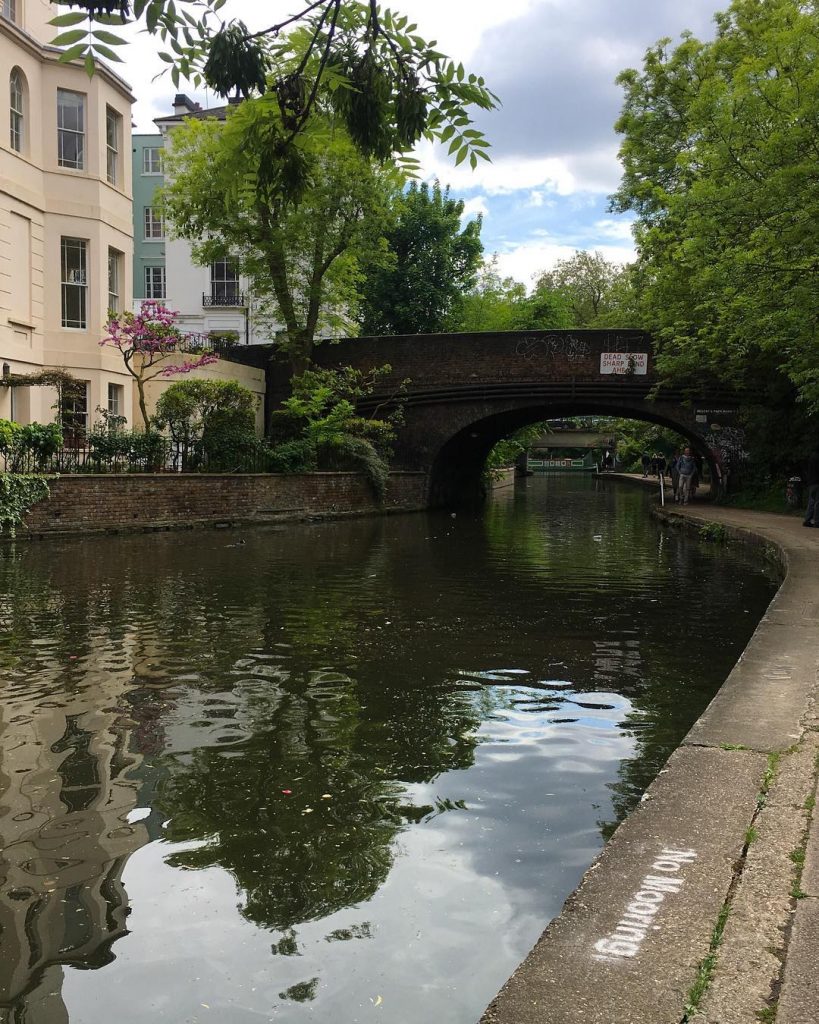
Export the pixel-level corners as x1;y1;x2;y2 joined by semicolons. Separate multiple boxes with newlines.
162;112;399;372
51;1;498;177
534;251;635;328
358;181;484;336
611;0;819;411
454;261;572;333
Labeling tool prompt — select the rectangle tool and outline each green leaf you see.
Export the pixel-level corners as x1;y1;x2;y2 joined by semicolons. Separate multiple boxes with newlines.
85;52;96;77
59;43;88;64
52;29;89;47
91;29;127;45
92;43;124;63
455;146;469;166
49;12;89;27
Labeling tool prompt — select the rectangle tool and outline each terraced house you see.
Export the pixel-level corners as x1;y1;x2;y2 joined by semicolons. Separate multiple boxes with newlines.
0;0;135;430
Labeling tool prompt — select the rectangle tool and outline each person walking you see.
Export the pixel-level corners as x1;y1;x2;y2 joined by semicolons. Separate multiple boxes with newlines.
641;453;651;478
804;445;819;527
676;447;697;505
669;451;680;500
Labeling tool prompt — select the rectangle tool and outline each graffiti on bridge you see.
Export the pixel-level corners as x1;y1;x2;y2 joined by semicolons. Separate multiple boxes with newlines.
516;335;592;363
516;332;648;364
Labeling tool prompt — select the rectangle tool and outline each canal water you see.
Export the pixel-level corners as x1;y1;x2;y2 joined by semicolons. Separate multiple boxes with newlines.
0;476;777;1023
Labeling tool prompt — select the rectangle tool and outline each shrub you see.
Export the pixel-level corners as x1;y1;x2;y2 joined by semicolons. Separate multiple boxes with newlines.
19;422;62;467
0;419;62;471
0;474;50;536
0;419;21;455
267;365;404;500
154;379;258;470
266;438;318;474
317;435;389;500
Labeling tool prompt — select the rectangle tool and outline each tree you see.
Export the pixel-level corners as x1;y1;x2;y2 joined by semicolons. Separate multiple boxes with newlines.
51;1;498;187
102;301;218;430
357;181;483;335
454;261;572;333
611;0;819;416
163;113;398;375
267;365;406;498
534;250;631;327
153;379;257;469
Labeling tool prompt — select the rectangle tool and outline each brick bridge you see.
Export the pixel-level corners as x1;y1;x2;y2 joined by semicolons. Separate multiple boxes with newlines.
249;330;744;505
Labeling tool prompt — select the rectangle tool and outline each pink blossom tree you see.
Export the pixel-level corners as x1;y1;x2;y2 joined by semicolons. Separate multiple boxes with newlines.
102;301;219;430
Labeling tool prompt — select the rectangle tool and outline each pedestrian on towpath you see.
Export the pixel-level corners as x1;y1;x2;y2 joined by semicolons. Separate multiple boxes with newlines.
641;453;651;477
669;452;680;500
804;445;819;527
676;447;697;505
656;453;667;479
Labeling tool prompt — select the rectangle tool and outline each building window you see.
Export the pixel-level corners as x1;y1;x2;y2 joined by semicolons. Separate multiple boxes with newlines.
107;382;124;417
144;206;164;240
145;266;166;299
61;383;89;443
10;69;24;152
142;146;163;174
107;249;122;313
106;107;121;185
1;0;18;24
210;259;240;304
57;89;85;169
61;237;87;329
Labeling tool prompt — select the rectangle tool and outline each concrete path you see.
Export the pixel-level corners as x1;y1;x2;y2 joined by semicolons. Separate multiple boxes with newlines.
481;488;819;1024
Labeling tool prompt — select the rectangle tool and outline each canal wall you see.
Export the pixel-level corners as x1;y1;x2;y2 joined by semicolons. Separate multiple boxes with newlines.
487;467;517;490
18;471;429;538
482;501;819;1024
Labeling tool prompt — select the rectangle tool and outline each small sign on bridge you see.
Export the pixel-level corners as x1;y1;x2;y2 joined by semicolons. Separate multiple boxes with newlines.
600;352;648;375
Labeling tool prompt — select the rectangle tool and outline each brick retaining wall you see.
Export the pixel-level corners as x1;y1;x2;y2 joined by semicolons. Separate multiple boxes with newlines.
20;472;429;538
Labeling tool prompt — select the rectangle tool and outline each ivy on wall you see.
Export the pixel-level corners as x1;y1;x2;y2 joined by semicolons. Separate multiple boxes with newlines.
0;475;50;537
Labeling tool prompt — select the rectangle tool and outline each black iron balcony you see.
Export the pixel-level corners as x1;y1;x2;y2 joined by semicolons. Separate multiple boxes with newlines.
203;290;246;307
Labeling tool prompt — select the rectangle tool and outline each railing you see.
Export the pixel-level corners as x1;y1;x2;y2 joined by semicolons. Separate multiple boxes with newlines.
143;333;241;358
1;442;274;476
202;291;246;308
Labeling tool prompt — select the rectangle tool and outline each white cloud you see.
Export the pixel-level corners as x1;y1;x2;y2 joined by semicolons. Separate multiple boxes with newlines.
417;139;624;198
461;196;491;221
492;239;636;287
592;218;636;242
418;144;572;197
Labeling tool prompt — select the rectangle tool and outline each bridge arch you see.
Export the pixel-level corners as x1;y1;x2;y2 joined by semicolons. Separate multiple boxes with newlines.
249;328;743;505
427;401;720;507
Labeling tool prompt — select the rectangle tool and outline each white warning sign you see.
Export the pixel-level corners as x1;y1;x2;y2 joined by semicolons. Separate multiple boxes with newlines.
600;352;648;375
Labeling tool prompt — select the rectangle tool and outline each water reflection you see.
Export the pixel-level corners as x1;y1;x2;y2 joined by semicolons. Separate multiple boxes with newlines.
0;688;148;1019
0;477;776;1023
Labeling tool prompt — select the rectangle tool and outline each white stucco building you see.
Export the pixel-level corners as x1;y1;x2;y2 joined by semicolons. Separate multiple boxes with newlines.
134;95;273;348
0;0;135;429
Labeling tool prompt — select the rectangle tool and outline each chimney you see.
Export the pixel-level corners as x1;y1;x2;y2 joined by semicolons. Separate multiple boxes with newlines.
172;94;200;115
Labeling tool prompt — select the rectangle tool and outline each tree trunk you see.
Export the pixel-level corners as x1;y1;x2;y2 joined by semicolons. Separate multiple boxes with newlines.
136;378;151;431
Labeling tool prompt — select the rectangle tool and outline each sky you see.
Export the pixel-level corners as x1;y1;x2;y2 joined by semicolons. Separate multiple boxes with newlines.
122;0;726;286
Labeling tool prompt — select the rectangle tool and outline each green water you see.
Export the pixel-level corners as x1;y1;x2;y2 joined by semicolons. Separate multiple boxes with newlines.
0;476;777;1023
